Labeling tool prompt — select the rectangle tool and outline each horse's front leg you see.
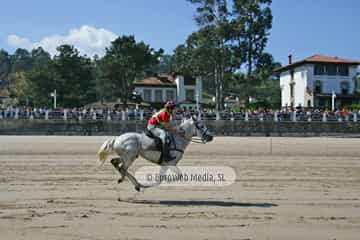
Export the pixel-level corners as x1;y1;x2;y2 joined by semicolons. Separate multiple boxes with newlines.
160;155;182;172
152;156;182;187
110;158;125;183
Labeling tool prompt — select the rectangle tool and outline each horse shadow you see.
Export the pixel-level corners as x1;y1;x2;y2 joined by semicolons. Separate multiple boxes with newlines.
118;199;278;208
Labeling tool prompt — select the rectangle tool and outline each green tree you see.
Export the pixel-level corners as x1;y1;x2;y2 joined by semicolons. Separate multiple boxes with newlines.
12;72;29;104
148;54;175;75
231;0;273;102
4;48;33;95
0;49;11;89
158;54;174;74
172;44;197;76
53;45;96;107
98;35;163;107
192;26;234;107
10;48;33;73
226;52;281;108
18;62;56;107
31;47;51;67
187;0;233;110
254;53;280;77
94;54;113;103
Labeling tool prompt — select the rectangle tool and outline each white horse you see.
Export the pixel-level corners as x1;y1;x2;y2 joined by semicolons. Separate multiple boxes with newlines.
97;116;213;191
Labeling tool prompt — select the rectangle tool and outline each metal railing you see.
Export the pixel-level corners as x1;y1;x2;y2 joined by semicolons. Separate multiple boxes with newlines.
0;108;359;122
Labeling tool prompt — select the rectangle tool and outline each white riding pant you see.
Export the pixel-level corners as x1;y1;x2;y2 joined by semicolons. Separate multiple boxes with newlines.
147;124;166;143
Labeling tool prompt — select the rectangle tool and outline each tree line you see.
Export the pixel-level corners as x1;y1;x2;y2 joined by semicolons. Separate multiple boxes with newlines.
0;0;281;109
0;37;162;108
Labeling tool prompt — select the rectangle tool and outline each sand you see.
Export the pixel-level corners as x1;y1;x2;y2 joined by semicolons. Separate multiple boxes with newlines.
0;136;360;240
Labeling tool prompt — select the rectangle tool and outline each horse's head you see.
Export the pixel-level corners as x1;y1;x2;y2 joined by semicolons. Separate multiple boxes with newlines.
179;115;213;143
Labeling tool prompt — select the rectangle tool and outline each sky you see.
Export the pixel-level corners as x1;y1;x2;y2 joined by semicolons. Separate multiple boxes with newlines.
1;0;360;65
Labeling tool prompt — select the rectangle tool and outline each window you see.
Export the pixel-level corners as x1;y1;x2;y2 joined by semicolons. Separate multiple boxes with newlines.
155;89;163;102
314;64;325;75
356;78;360;92
326;64;337;76
290;70;294;80
341;81;350;95
338;64;349;76
290;83;295;98
184;76;196;85
166;90;174;101
314;80;322;94
185;89;195;101
143;89;152;102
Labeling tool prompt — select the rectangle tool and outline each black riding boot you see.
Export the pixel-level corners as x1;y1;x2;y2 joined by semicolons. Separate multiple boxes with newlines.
162;141;176;162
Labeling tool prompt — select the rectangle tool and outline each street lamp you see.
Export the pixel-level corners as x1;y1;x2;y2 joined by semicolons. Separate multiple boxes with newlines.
196;93;200;111
331;90;336;111
50;89;57;109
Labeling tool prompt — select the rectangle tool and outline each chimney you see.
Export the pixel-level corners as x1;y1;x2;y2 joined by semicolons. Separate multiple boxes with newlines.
288;54;292;65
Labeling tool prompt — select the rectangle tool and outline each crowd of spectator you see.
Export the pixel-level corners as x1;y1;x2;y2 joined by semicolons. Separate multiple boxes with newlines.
1;106;359;122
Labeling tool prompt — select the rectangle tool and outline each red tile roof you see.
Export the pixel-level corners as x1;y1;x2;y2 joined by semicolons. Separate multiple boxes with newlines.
306;55;360;63
274;55;360;72
133;74;176;87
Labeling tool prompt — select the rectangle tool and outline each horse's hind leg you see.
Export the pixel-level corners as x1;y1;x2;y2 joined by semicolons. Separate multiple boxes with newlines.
110;158;125;183
119;154;150;192
110;144;144;191
111;155;139;188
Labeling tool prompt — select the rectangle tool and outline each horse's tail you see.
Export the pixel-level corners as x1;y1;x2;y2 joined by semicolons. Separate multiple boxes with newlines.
97;138;116;165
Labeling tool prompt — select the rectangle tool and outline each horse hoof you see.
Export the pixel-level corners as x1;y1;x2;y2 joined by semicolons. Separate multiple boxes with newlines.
135;186;140;192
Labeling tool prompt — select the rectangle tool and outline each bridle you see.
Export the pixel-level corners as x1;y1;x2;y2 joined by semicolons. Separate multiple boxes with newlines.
191;116;213;144
167;116;213;154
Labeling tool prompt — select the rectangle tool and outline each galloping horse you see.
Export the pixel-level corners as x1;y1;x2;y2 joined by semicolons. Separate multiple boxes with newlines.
97;116;213;191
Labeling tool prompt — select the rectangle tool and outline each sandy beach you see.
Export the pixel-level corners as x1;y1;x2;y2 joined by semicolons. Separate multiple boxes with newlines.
0;136;359;240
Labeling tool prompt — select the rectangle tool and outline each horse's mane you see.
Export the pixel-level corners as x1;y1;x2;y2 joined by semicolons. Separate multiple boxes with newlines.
177;118;193;130
173;118;195;139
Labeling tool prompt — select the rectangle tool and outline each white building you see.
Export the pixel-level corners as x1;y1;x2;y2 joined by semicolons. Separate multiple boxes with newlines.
275;55;360;109
133;74;202;110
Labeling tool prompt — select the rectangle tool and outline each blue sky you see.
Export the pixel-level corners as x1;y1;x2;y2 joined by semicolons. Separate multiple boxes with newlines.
1;0;359;65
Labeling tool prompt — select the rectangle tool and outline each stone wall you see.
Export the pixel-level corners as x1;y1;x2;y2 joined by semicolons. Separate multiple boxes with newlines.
1;120;360;137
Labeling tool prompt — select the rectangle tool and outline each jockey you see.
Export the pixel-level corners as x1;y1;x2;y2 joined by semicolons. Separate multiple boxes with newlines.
147;100;180;162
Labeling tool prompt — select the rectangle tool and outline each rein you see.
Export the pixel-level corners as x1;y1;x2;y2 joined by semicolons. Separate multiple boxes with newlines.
169;117;213;150
168;134;185;153
193;120;211;144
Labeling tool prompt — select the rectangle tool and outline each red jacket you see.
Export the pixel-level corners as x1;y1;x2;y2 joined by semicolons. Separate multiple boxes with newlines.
148;109;171;126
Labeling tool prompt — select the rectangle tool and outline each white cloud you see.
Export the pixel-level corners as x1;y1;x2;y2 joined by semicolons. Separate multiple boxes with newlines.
7;25;118;57
7;35;33;49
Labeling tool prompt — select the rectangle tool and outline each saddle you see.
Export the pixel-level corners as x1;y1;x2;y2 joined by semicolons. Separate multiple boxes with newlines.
145;129;174;162
145;129;163;150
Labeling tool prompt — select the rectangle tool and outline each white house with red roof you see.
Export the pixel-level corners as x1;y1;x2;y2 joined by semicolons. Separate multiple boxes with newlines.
133;74;202;110
275;55;360;109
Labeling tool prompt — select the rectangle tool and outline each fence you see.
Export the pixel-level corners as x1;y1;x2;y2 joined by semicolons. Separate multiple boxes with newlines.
0;108;359;122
